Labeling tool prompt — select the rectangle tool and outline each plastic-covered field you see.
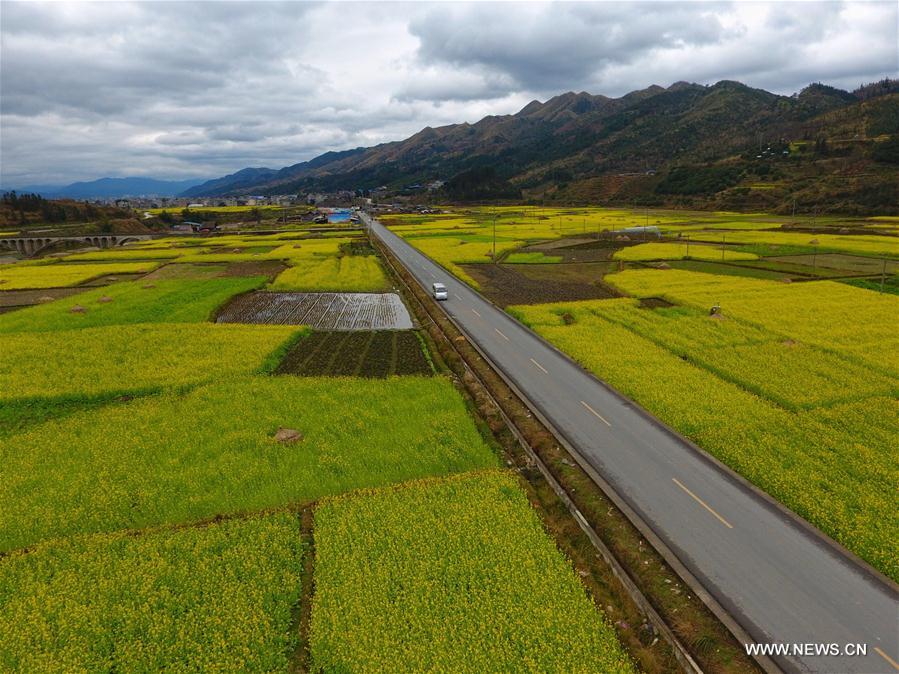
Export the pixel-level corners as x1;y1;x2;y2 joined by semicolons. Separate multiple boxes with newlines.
216;291;414;330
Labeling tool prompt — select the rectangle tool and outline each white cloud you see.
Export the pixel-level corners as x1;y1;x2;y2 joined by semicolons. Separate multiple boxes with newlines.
1;0;896;187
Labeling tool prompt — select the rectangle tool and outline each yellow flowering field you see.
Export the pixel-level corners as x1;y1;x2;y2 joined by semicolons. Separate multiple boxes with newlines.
59;236;351;265
0;261;159;289
405;236;526;287
310;471;634;673
270;254;389;292
575;297;896;409
613;242;758;261
694;341;896;409
606;269;899;373
699;230;899;257
0;513;303;673
510;296;898;580
383;207;699;242
384;208;898;280
0;277;266;334
582;298;772;351
63;248;185;260
0;375;496;551
0;323;301;402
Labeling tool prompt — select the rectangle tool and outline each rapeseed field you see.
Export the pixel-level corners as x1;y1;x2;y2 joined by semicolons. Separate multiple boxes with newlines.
311;471;635;673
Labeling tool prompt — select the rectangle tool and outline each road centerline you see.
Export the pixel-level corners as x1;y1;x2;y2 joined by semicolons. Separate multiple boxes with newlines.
494;327;510;341
471;308;481;317
672;478;733;529
580;400;611;427
875;647;899;672
529;357;548;374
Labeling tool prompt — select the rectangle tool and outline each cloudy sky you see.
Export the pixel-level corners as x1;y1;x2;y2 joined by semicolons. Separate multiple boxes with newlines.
1;1;896;187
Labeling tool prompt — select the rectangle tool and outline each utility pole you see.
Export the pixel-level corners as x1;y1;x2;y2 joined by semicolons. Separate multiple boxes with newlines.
722;234;726;260
881;258;887;293
686;235;690;258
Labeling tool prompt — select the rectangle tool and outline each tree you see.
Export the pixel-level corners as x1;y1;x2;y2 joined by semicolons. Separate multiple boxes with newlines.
872;135;899;164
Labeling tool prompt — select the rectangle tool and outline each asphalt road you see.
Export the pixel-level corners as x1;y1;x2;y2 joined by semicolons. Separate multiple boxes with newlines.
366;213;899;674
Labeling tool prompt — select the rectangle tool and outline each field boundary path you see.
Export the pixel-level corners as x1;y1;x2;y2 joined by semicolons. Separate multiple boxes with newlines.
363;212;899;674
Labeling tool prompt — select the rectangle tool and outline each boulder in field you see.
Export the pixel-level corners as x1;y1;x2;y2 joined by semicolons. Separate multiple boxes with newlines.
273;427;303;444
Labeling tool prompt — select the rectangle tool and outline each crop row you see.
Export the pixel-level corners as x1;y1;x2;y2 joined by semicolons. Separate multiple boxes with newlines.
275;330;432;377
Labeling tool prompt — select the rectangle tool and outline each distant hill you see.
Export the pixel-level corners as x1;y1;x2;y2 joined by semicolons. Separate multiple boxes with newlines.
177;167;278;198
17;177;209;199
184;78;899;214
178;150;366;198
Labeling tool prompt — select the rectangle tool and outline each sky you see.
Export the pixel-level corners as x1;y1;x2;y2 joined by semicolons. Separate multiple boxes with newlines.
1;0;896;188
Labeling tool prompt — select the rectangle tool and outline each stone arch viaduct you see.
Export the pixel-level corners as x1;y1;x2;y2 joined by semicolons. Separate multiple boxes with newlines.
0;235;152;257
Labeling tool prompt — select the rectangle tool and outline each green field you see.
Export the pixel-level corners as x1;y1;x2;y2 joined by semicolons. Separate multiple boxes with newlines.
311;471;634;673
0;323;301;403
0;277;265;333
0;514;303;672
0;375;496;550
511;272;899;581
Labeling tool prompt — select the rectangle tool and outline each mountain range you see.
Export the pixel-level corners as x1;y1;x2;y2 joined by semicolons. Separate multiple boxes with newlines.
183;79;899;213
13;177;209;199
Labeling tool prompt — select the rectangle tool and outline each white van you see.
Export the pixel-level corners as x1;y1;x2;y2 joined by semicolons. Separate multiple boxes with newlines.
432;282;448;301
